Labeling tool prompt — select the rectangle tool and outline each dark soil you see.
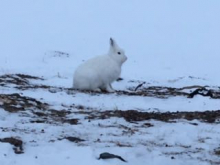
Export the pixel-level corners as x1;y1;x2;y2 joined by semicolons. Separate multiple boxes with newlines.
0;137;24;154
84;110;220;123
0;93;48;113
0;73;220;124
62;136;85;143
214;148;220;156
126;85;220;99
0;74;43;87
1;73;220;98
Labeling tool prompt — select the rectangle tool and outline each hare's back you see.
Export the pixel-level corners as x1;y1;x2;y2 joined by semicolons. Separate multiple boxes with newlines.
79;55;115;71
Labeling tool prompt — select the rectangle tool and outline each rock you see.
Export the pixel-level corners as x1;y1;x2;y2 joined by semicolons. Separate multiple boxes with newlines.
98;152;127;162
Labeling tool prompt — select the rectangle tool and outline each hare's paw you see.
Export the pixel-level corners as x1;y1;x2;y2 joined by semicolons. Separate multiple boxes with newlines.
105;84;115;93
93;88;102;92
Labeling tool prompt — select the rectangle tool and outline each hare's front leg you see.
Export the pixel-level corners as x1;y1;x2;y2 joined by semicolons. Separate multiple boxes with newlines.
93;88;101;92
105;84;115;93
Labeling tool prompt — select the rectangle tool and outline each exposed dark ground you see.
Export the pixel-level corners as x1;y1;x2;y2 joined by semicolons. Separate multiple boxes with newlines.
1;74;220;123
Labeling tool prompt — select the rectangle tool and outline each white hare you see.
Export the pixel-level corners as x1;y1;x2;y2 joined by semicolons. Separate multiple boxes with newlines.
73;38;127;92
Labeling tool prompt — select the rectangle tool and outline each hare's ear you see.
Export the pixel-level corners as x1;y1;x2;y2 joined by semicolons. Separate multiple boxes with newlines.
110;38;115;47
109;38;119;54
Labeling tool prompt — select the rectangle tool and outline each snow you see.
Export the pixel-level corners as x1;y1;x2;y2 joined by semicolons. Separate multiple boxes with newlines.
0;0;220;165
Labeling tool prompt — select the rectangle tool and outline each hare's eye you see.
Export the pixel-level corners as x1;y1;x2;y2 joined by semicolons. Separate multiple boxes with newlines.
117;52;121;55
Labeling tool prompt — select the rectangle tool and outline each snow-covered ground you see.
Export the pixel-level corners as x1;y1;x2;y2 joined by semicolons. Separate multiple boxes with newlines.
0;1;220;165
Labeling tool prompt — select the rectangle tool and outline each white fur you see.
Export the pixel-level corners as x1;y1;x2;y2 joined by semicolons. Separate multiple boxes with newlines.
73;38;127;92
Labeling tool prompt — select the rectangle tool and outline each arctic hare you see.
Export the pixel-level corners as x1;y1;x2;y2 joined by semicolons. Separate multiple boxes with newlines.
73;38;127;92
